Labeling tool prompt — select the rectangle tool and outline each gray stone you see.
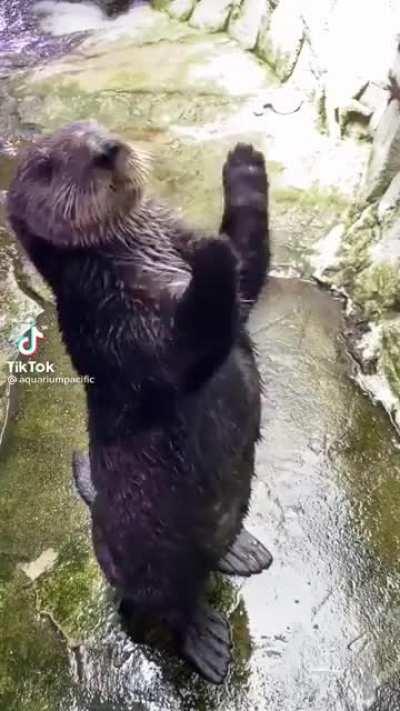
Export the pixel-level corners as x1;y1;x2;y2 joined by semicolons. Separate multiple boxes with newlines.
370;215;400;265
0;243;42;441
310;223;346;281
363;100;400;201
166;0;196;21
19;549;59;582
364;82;390;133
378;172;400;220
389;44;400;86
257;0;304;80
301;0;396;138
369;682;400;711
190;0;234;32
362;82;389;117
228;0;269;51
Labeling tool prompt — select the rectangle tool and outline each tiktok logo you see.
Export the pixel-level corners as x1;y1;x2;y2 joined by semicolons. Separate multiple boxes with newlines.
16;324;45;357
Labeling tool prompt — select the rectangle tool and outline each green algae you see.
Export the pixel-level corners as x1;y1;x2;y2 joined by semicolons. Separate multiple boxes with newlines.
353;263;400;317
0;306;89;709
36;533;104;645
332;205;380;287
272;185;350;274
256;35;299;82
382;321;400;400
274;185;348;213
10;10;272;135
0;302;254;710
0;568;70;711
330;203;400;319
333;393;400;571
0;309;87;559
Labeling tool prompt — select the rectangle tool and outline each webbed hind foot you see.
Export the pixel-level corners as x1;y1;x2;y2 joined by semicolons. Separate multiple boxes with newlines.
217;528;273;577
182;604;231;685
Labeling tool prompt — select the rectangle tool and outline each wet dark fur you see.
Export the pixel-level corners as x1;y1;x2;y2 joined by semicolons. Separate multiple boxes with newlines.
7;124;269;667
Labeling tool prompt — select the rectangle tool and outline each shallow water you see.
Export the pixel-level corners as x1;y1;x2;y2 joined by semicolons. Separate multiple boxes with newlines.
0;3;399;710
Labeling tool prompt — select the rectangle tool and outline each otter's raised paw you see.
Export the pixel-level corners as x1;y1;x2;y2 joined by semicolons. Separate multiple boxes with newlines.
217;528;273;577
72;450;96;508
182;605;231;684
223;143;267;209
179;237;238;338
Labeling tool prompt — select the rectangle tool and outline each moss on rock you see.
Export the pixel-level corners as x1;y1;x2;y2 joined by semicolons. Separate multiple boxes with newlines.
382;320;400;398
333;205;380;289
353;263;400;318
36;533;105;645
0;569;69;711
0;306;89;708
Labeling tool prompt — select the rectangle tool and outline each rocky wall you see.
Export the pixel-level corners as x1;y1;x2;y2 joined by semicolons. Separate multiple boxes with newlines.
157;0;398;139
157;0;400;429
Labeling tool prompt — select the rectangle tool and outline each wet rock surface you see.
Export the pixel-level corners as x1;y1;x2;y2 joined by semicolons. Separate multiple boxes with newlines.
306;17;400;431
189;0;234;32
257;0;304;81
166;0;197;22
0;0;87;70
363;99;400;202
2;279;400;710
0;3;400;711
158;0;399;138
228;0;267;51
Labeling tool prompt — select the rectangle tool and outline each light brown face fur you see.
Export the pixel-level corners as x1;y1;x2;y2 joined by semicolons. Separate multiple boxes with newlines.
9;121;150;248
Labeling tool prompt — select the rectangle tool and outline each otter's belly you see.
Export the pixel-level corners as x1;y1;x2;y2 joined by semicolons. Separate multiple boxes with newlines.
89;337;260;579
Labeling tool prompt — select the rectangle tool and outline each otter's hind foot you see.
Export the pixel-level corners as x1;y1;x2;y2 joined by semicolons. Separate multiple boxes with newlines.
217;528;273;577
182;605;231;685
72;451;96;508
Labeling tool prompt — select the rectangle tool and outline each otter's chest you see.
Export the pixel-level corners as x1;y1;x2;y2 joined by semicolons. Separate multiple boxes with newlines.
113;248;190;304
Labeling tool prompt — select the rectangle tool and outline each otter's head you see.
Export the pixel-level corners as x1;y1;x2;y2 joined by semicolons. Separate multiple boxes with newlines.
7;121;150;248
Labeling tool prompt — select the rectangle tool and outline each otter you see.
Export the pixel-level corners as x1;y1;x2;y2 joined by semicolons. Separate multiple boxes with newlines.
7;122;272;684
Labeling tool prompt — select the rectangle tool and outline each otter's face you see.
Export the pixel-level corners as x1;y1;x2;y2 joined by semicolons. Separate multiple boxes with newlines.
7;121;150;248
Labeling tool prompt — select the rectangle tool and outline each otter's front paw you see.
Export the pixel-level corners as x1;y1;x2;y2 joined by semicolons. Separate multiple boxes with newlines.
189;238;239;340
223;143;268;210
72;450;96;508
192;237;238;292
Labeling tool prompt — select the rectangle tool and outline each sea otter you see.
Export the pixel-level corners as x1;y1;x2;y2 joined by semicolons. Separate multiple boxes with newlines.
7;122;272;684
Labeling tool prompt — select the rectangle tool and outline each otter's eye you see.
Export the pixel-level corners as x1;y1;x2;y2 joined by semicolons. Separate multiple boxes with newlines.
36;158;54;182
93;141;120;170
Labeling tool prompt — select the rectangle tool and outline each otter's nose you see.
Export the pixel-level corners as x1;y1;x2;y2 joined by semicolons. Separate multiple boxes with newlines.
101;140;121;162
